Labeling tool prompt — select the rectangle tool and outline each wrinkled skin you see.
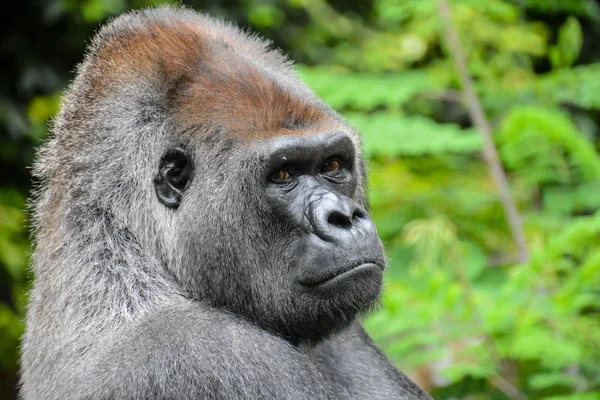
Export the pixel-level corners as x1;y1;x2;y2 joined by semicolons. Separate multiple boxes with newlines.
20;6;433;400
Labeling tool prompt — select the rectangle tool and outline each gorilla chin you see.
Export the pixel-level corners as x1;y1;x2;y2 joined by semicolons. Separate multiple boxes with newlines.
289;261;385;344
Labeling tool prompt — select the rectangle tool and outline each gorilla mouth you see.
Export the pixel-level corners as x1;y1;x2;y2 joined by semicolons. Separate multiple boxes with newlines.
300;261;384;290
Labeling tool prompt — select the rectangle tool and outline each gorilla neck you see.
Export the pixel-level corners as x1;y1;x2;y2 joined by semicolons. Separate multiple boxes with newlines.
30;201;181;340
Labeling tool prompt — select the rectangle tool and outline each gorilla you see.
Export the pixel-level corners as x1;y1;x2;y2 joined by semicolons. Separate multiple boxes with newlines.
20;7;432;400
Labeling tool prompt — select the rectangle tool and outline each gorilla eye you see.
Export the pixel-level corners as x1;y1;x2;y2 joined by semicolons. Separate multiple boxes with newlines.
323;160;340;172
277;170;290;180
321;159;342;174
271;169;291;183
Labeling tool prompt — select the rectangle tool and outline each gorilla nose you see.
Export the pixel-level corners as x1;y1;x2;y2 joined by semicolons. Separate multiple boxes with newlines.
326;203;365;229
309;192;375;244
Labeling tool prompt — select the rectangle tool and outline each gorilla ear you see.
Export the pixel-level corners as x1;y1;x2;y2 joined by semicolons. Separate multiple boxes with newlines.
154;148;192;209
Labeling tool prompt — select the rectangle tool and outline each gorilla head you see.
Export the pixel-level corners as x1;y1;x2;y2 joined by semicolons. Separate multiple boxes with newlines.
148;13;386;343
37;7;386;345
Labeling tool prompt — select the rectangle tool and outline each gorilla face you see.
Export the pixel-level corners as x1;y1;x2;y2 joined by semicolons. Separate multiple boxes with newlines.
259;132;385;296
155;129;386;344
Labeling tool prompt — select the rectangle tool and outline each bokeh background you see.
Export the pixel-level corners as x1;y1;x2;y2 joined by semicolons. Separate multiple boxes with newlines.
2;0;600;399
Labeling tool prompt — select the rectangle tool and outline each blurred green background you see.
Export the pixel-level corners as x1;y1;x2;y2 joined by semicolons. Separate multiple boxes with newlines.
2;0;600;399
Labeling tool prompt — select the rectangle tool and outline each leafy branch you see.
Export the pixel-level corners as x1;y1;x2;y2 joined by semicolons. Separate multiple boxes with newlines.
438;0;529;264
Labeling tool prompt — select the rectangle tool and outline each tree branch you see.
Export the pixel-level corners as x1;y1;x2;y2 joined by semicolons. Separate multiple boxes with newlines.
437;0;529;264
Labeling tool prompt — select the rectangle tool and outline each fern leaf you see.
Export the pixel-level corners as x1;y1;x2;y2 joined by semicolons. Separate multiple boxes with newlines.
298;66;445;111
346;112;483;156
496;106;600;185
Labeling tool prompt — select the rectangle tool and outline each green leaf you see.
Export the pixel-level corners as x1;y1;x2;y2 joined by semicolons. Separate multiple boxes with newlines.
81;0;125;22
547;393;600;400
544;182;600;215
0;304;24;371
27;94;61;126
298;67;446;111
550;17;583;69
537;64;600;109
507;327;583;369
248;5;284;29
347;113;483;156
496;105;600;185
510;0;600;19
528;372;579;390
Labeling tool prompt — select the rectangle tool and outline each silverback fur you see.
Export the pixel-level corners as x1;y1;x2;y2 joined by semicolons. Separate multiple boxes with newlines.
20;6;432;400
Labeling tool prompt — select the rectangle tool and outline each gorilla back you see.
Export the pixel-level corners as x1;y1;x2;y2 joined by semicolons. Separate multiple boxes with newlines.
21;7;432;400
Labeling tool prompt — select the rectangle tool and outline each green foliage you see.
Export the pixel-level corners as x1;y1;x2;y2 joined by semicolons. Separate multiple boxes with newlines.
248;5;284;28
0;195;28;281
510;0;600;18
61;0;126;22
538;64;600;109
350;113;482;156
496;106;600;186
549;17;583;69
543;182;600;215
0;303;24;372
61;0;176;22
0;191;28;374
298;67;446;110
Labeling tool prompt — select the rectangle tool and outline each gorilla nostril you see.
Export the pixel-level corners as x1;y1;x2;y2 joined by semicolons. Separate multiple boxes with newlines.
327;211;353;229
352;209;366;221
